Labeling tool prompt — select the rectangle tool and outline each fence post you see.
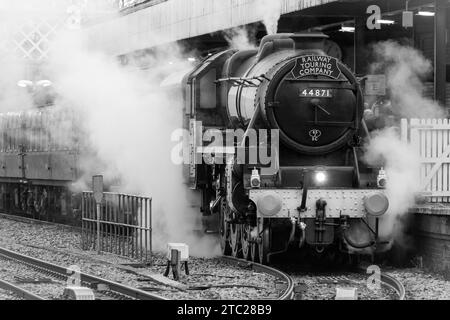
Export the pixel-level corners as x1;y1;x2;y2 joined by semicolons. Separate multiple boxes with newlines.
400;118;408;144
92;175;104;254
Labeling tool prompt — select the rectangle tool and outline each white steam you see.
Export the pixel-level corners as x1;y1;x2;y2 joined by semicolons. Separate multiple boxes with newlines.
224;27;257;51
224;0;283;50
258;0;282;35
371;40;445;119
365;41;444;243
0;56;34;112
0;1;221;257
47;30;220;257
364;128;421;238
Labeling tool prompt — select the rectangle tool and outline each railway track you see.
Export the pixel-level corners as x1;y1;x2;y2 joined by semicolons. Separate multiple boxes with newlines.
221;257;404;300
380;272;406;300
0;278;45;300
220;256;295;300
0;213;80;230
0;214;404;300
284;269;405;300
0;246;166;300
0;244;290;300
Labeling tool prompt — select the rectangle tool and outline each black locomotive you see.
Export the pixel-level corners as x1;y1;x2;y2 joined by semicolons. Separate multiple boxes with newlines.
181;33;390;263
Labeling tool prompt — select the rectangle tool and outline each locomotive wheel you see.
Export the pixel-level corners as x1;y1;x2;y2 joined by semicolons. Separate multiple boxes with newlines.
258;226;270;264
241;225;251;260
229;223;241;258
219;201;231;256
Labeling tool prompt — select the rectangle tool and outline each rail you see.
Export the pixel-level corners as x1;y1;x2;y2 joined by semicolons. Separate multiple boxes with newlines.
0;278;45;300
381;273;406;300
0;246;165;300
221;256;295;300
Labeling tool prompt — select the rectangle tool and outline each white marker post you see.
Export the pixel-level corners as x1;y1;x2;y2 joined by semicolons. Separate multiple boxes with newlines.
164;243;190;281
93;175;104;255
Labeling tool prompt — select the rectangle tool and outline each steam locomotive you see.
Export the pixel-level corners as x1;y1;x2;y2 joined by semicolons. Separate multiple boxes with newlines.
182;33;390;263
0;32;391;264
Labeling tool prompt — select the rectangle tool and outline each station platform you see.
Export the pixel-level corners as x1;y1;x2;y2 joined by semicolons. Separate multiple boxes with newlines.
411;204;450;216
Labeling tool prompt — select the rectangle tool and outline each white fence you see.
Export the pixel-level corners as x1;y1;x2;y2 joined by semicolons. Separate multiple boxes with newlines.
401;119;450;203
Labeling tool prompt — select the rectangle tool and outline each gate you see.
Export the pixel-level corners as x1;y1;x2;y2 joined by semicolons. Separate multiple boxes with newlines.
81;191;152;262
401;118;450;203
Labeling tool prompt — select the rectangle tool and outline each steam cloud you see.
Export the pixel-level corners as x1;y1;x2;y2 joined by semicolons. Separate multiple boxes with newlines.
0;56;34;112
224;27;257;51
258;0;282;35
224;0;282;50
364;41;444;243
370;40;445;119
364;128;421;239
0;0;220;257
50;30;220;257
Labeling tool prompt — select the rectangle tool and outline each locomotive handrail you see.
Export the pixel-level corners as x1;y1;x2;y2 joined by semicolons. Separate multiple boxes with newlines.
215;75;270;87
288;80;356;90
287;78;348;82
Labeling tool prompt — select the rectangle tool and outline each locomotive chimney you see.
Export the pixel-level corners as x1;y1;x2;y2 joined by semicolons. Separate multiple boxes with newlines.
289;32;328;51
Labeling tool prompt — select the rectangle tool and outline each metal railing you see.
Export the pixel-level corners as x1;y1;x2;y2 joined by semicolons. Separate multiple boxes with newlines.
81;191;152;262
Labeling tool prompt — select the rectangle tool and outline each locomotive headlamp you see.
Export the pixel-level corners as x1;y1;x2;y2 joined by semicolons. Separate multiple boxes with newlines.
250;168;261;188
315;171;327;184
363;109;374;121
377;168;387;188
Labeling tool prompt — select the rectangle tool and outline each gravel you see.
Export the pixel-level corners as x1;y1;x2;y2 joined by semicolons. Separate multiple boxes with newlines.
0;216;281;300
0;288;21;300
385;268;450;300
291;273;397;300
0;258;65;299
283;265;450;300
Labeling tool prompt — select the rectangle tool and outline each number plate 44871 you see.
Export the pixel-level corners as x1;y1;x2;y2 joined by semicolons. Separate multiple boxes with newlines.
299;88;333;98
